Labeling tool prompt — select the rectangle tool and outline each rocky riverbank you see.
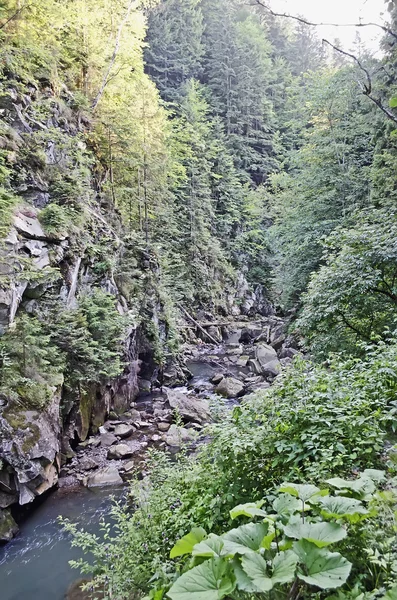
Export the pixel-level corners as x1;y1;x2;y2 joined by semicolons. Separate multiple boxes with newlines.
59;315;299;491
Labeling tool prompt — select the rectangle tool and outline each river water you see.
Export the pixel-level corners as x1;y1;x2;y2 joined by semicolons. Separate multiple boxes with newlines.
0;486;124;600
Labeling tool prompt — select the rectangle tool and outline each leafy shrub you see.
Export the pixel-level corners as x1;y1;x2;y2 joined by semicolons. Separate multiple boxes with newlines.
157;473;385;600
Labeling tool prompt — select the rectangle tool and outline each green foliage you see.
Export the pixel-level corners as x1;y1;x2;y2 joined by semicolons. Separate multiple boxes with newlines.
297;211;397;357
51;289;126;390
0;313;63;409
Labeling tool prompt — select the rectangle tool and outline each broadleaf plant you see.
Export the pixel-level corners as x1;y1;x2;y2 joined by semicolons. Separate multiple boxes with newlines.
149;474;381;600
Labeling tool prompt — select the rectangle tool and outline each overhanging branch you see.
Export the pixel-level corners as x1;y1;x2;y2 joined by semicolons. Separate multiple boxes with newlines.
253;0;397;41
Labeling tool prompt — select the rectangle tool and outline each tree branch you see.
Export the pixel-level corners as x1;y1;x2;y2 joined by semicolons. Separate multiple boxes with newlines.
0;2;31;30
252;0;397;41
91;0;136;110
322;39;397;126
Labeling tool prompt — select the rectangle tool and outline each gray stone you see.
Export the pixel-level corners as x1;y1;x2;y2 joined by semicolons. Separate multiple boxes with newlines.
164;425;195;447
157;422;171;432
113;424;135;439
236;355;249;367
0;491;17;509
99;432;118;447
78;456;99;471
87;466;123;488
255;344;281;377
107;441;142;460
279;347;299;360
210;372;224;385
167;389;211;424
215;377;245;399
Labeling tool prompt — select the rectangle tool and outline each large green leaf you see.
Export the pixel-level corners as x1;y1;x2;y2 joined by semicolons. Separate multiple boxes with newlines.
222;522;269;556
192;534;225;558
167;558;236;600
241;550;297;591
170;528;207;559
389;96;397;108
273;493;301;517
279;483;321;502
230;502;266;520
232;558;259;593
317;496;368;520
294;539;352;589
326;476;375;500
271;550;299;584
284;516;347;547
363;469;385;483
241;553;273;591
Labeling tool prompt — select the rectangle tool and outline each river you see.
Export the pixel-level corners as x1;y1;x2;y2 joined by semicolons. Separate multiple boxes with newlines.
0;486;124;600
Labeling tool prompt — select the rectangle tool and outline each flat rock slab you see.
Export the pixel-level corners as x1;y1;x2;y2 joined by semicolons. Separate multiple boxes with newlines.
167;389;211;424
99;432;118;447
107;441;142;460
87;466;123;488
215;377;245;399
113;424;135;438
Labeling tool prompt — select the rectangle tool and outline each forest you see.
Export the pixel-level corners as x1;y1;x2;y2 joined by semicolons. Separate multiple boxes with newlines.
1;0;397;598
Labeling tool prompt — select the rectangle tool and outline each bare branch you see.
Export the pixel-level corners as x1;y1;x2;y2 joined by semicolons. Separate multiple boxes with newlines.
322;39;372;93
323;39;397;126
92;0;136;110
0;2;31;30
252;0;397;41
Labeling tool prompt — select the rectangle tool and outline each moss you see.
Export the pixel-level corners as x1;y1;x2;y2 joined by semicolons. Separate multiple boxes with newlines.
78;387;96;441
21;423;41;453
2;405;27;430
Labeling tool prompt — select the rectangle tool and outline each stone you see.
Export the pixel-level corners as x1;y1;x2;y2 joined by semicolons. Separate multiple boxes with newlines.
78;456;99;471
215;377;245;398
239;326;262;343
279;347;299;360
157;422;171;432
167;389;211;424
35;463;58;495
0;508;18;542
121;460;136;473
107;441;142;460
87;466;123;488
124;409;141;421
138;379;151;393
248;359;262;375
0;491;17;509
99;432;118;447
255;344;281;377
210;372;224;385
113;424;135;439
236;355;249;367
164;425;195;447
58;476;80;489
151;434;161;442
98;426;107;434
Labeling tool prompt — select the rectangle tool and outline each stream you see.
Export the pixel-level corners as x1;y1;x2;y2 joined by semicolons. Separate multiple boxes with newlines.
0;486;125;600
0;319;286;599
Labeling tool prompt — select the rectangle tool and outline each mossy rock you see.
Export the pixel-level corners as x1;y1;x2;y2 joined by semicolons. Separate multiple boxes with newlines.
0;508;18;542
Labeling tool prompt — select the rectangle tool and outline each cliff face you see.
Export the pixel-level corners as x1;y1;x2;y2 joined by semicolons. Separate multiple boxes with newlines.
0;81;149;537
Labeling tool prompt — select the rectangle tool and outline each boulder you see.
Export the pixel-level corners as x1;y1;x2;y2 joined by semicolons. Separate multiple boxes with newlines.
87;466;123;488
240;326;262;344
236;355;249;367
157;422;171;432
107;441;142;460
255;344;281;377
78;456;100;471
279;347;299;360
210;372;224;385
0;508;18;542
167;389;211;424
215;377;245;399
164;425;195;447
0;491;17;509
99;432;118;447
113;423;135;439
